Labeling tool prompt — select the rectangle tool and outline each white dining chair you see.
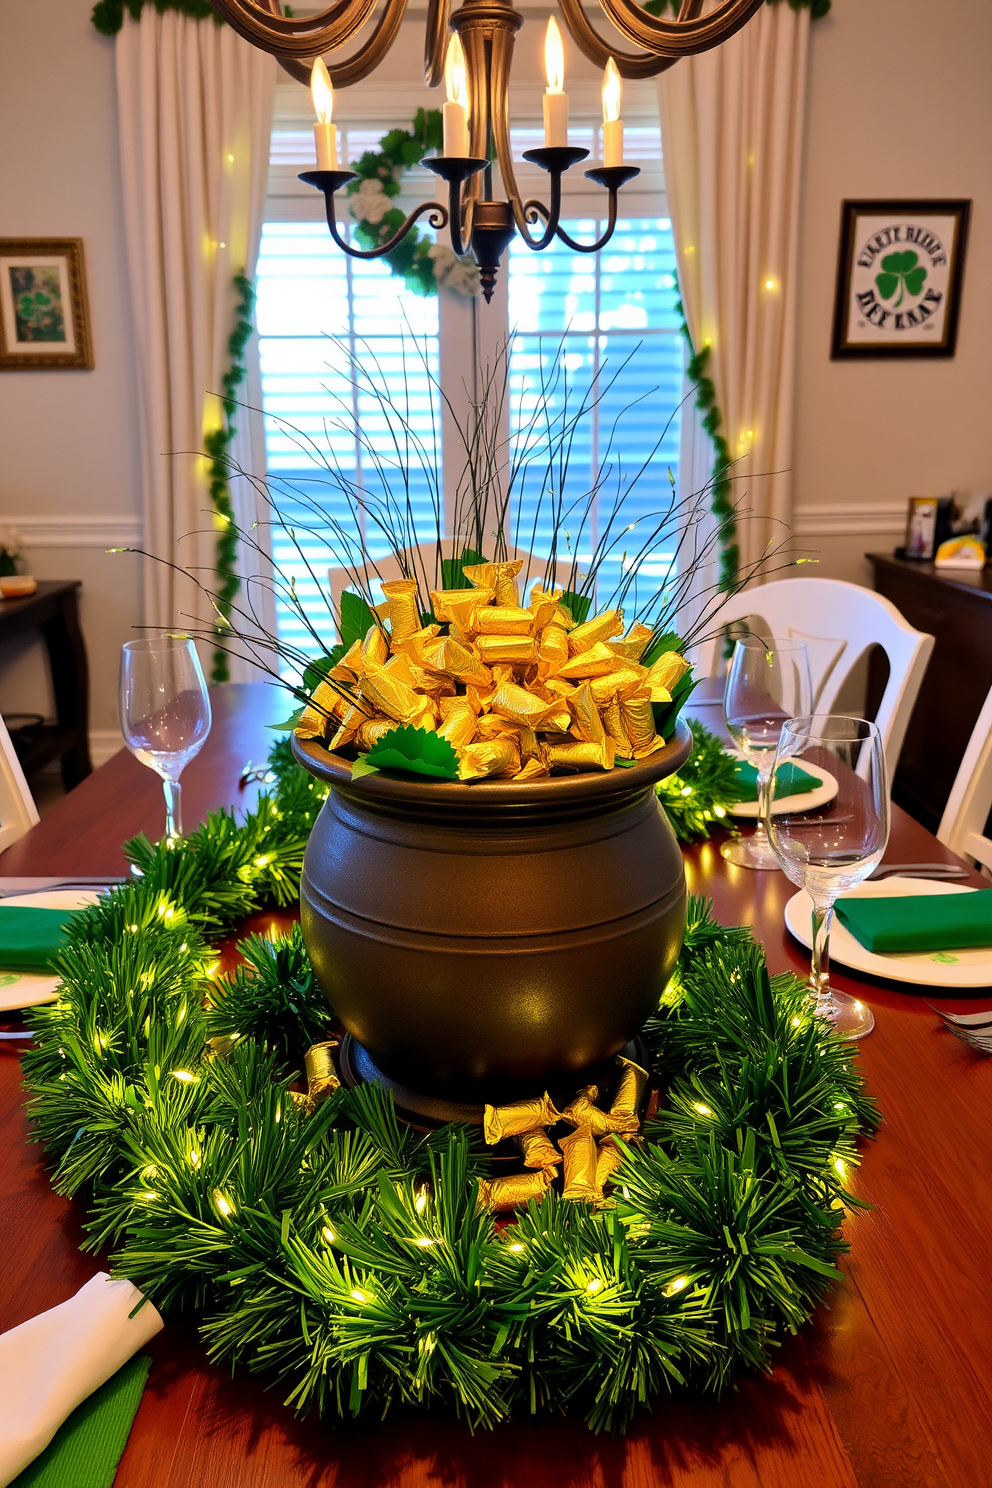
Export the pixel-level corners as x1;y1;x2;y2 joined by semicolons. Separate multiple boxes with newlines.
696;576;934;778
0;714;40;852
938;681;992;874
328;540;581;617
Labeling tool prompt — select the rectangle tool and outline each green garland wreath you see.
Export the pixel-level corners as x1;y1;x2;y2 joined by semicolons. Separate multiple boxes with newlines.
22;736;877;1434
346;112;480;298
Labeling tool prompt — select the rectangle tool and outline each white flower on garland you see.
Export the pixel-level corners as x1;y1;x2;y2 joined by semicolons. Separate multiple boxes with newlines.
349;177;393;226
428;243;480;299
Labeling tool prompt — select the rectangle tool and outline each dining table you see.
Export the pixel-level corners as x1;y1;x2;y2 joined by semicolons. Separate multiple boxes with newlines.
1;680;989;1488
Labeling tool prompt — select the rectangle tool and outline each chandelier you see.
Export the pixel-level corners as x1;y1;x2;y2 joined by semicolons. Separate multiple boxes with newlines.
210;0;764;300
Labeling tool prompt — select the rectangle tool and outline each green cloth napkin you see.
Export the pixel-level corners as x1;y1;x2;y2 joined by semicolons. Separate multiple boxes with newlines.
0;907;76;971
835;889;992;954
9;1355;150;1488
733;760;820;801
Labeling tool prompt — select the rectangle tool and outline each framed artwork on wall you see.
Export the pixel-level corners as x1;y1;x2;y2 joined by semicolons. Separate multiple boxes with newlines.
0;238;93;369
831;200;970;359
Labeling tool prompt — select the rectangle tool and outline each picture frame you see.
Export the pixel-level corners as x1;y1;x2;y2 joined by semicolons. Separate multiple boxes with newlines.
0;238;93;369
903;495;954;561
831;200;970;359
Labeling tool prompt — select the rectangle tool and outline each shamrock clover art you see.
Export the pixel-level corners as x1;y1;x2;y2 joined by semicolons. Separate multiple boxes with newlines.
875;250;927;308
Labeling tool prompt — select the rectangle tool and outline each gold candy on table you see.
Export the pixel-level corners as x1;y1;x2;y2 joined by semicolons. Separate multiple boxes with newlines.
483;1091;562;1145
595;1136;626;1190
515;1127;563;1172
559;1126;601;1202
611;1056;649;1128
560;1085;618;1139
290;1040;341;1113
476;1168;551;1213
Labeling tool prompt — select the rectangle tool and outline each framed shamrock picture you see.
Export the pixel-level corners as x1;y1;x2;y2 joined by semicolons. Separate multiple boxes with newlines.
0;238;93;369
831;200;970;359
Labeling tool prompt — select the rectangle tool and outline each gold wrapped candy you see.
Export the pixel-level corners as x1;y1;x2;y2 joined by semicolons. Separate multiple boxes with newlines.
475;634;538;667
459;738;520;781
610;622;653;664
569;683;607;745
568;609;624;654
515;756;549;781
430;588;494;634
295;679;351;740
537;623;570;679
621;690;663;758
436;697;479;751
462;559;523;607
611;1056;649;1128
559;1126;601;1201
483;1091;562;1145
560;1085;616;1138
601;696;633;756
595;1136;625;1190
515;1127;562;1172
557;642;618;680
489;681;557;729
361;622;391;669
529;586;564;633
380;578;420;642
421;634;492;688
476;1168;551;1213
545;739;616;772
290;1040;341;1113
355;717;396;751
476;605;534;635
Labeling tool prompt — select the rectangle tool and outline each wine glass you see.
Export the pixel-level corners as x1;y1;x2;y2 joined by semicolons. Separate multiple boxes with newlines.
767;715;889;1041
119;637;212;840
722;637;814;869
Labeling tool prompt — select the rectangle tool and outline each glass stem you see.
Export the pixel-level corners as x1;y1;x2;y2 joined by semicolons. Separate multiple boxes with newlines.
754;758;773;846
163;778;182;840
809;900;834;1016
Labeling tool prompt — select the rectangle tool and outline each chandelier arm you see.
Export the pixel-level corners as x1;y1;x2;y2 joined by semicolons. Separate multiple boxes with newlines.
268;0;409;86
518;199;559;252
300;170;448;257
424;0;450;87
555;0;680;79
595;0;765;57
555;165;639;253
209;0;382;59
555;210;616;255
212;0;355;36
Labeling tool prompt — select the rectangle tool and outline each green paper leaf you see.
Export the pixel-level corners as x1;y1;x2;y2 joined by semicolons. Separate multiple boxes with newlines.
365;725;460;779
613;756;638;769
652;669;698;740
561;590;592;625
267;705;305;731
641;631;684;669
441;548;488;591
340;590;378;650
350;755;381;779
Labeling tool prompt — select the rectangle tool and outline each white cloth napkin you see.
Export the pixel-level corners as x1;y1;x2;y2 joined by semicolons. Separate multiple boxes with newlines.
0;1272;163;1487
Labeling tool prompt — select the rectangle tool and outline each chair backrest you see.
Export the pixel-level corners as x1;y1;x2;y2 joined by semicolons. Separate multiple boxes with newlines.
0;714;40;853
328;541;580;619
938;681;992;873
696;577;935;778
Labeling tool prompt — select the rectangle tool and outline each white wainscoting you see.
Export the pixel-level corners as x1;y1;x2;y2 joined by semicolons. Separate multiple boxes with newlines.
792;503;906;537
6;515;142;549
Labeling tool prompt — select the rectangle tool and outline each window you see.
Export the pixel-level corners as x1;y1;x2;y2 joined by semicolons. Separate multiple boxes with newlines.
256;103;684;661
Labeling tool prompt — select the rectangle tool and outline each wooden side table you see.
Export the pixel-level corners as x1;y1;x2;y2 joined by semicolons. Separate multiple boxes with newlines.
0;580;93;789
868;552;992;832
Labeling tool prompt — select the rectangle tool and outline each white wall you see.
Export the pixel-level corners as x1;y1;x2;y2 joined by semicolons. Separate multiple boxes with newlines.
0;0;142;761
792;0;992;585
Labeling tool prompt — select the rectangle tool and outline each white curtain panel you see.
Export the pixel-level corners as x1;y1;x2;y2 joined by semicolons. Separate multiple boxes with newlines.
659;2;811;579
116;12;275;651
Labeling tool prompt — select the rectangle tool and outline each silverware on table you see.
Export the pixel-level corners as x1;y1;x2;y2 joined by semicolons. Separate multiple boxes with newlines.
867;862;971;881
928;1002;992;1054
0;877;125;900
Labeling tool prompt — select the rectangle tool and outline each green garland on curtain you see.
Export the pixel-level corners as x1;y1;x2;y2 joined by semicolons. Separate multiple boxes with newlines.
203;273;255;684
676;301;739;593
91;0;218;33
21;740;878;1434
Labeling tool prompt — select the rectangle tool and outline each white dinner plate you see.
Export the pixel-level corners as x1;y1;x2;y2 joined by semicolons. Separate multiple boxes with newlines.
0;890;100;1011
784;876;992;990
729;760;839;819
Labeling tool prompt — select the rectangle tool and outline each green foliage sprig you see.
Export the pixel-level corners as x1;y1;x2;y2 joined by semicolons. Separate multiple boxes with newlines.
656;719;745;842
21;741;878;1435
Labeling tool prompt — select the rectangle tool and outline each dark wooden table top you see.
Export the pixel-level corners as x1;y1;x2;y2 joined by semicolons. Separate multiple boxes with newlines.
1;681;990;1488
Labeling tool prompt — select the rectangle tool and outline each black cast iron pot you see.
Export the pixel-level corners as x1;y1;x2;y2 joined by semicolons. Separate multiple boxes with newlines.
292;722;692;1109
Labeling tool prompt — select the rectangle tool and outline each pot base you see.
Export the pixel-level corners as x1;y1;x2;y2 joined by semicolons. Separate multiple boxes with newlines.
339;1031;649;1139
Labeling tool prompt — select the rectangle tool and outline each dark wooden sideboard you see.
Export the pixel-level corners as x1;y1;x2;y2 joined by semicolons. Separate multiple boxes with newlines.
0;580;92;789
868;552;992;832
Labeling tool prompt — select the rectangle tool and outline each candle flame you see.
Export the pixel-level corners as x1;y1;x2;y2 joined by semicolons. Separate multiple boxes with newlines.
445;35;468;108
602;57;621;124
544;17;565;94
310;57;334;126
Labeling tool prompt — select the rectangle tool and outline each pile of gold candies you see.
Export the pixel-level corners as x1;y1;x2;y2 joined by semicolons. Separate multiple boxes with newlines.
296;558;689;781
476;1056;648;1212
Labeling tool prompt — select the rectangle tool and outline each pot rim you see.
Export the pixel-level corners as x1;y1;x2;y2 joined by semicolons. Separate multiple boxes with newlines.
292;718;693;805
